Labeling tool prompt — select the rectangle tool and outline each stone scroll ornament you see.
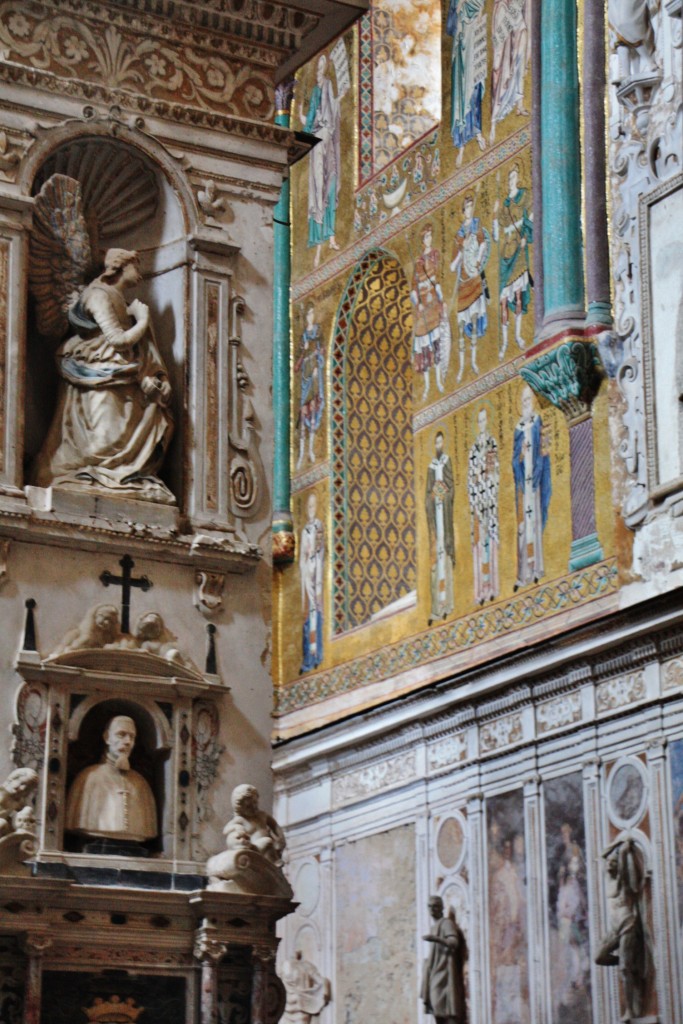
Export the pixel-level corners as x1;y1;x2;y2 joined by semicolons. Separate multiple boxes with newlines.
28;173;175;503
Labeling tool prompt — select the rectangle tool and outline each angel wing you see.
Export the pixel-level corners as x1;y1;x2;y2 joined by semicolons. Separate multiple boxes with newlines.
29;174;94;340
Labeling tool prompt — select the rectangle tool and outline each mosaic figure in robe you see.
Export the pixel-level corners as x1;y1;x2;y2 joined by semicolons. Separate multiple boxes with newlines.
300;492;325;673
512;385;551;589
426;431;455;624
467;407;500;605
490;0;530;143
295;305;325;469
450;193;490;381
493;165;533;359
28;175;174;503
447;0;487;167
411;224;448;399
300;53;346;269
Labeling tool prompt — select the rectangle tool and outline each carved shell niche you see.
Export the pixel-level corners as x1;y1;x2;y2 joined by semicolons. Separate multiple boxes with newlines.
33;138;159;244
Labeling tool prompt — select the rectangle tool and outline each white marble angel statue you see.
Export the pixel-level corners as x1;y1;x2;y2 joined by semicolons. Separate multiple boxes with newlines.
28;174;174;503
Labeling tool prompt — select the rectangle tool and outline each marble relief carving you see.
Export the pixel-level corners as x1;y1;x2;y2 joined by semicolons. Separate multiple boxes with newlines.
332;750;417;805
663;655;683;690
428;731;468;771
12;681;48;772
0;3;276;122
535;690;582;734
595;671;645;713
479;712;523;753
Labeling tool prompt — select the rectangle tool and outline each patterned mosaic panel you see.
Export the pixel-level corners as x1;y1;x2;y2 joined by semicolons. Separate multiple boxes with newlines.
331;248;417;633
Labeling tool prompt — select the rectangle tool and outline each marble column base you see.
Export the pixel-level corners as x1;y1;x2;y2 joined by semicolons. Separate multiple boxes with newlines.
569;532;604;571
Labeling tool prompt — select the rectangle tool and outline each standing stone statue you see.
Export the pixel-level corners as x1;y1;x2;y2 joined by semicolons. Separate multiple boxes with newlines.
280;951;331;1024
594;839;652;1020
65;715;157;844
29;175;174;503
421;895;468;1024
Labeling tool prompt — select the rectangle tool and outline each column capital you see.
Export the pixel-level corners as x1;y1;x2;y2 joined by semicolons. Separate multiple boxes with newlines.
275;79;296;121
521;340;602;422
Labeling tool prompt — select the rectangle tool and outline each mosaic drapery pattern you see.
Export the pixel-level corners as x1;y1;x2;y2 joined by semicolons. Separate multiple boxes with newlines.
331;249;416;632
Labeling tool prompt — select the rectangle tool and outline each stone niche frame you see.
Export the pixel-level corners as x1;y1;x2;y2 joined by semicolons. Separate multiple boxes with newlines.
639;169;683;505
0;111;272;572
14;637;225;875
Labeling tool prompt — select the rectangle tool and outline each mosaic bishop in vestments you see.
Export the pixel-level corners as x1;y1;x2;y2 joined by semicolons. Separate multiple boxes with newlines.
426;432;455;623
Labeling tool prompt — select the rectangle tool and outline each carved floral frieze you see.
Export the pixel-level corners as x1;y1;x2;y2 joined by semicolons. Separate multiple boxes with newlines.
332;751;417;806
479;713;523;753
596;671;646;713
0;2;275;122
427;731;468;771
536;690;582;734
662;657;683;691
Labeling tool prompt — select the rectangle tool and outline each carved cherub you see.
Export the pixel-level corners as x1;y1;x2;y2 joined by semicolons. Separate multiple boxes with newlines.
223;784;286;865
0;768;38;837
50;604;122;658
197;180;226;217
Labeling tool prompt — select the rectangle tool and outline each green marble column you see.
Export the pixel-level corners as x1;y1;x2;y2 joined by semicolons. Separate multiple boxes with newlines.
541;0;584;324
272;80;296;566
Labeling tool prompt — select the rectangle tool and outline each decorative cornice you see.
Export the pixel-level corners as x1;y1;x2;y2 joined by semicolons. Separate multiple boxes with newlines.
0;63;304;159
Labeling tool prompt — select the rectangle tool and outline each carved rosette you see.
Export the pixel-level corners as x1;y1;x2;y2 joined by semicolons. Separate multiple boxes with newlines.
521;341;602;423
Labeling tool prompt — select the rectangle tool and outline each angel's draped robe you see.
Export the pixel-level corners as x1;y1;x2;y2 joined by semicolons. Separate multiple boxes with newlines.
33;281;174;503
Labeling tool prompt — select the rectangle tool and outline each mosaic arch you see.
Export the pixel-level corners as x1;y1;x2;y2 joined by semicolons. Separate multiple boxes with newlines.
331;248;417;634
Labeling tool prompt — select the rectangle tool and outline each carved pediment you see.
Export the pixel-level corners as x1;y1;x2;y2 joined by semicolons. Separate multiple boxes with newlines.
45;646;204;683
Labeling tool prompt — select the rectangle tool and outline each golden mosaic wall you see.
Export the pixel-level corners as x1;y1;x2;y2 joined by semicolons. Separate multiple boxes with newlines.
274;0;624;737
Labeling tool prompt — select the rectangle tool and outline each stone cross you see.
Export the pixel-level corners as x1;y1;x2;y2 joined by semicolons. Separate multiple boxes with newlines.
100;555;152;634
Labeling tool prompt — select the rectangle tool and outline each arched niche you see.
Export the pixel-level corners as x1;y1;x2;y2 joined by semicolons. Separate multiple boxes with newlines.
64;696;170;856
24;132;191;505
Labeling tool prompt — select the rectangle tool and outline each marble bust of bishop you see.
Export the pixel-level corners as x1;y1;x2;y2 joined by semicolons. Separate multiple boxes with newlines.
65;715;157;843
